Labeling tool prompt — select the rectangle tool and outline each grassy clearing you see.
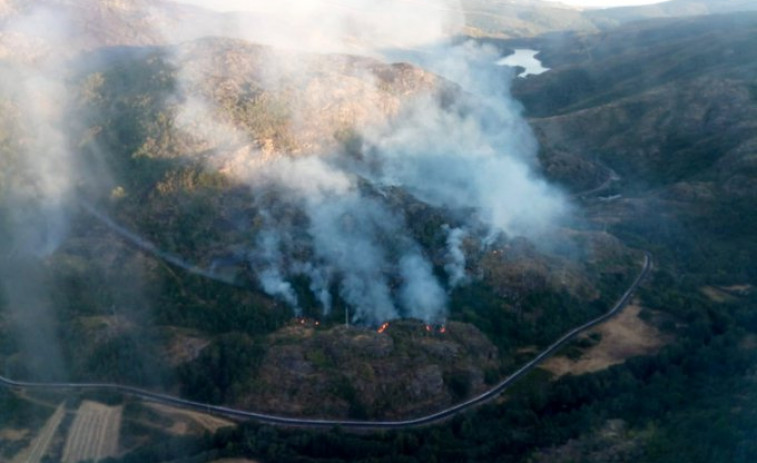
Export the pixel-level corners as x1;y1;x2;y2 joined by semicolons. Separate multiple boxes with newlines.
541;303;669;378
701;284;753;303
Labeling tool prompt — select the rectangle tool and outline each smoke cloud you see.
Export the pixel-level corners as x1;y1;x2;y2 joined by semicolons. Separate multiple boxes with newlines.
160;0;568;325
172;0;464;55
444;226;468;288
0;3;78;380
0;0;569;334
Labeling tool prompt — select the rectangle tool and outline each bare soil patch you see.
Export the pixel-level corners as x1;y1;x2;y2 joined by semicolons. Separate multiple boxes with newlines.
0;428;28;442
721;284;753;293
144;403;235;434
701;286;737;303
541;304;668;378
163;329;211;367
77;315;135;344
516;346;539;355
701;284;753;303
62;401;122;463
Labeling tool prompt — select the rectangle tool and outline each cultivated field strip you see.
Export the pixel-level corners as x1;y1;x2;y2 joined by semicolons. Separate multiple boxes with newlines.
11;402;66;463
62;401;122;463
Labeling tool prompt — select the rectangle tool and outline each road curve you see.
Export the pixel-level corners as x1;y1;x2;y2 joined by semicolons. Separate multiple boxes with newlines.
0;252;651;430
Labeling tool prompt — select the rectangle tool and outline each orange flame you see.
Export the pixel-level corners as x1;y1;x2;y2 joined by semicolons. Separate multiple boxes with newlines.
440;326;447;334
377;322;390;334
425;325;432;332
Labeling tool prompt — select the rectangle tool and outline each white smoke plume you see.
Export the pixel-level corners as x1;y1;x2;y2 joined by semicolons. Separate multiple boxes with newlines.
172;0;464;55
0;3;78;380
253;225;301;311
235;155;448;324
1;6;76;256
364;41;565;237
155;0;568;325
444;226;468;288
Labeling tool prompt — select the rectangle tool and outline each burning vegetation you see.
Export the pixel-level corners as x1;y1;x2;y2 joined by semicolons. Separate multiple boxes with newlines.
294;317;321;327
377;321;447;335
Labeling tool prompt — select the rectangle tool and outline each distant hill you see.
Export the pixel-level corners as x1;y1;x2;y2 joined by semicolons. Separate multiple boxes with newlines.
3;0;754;54
461;0;757;38
488;11;757;460
585;0;757;29
460;0;596;38
511;11;757;280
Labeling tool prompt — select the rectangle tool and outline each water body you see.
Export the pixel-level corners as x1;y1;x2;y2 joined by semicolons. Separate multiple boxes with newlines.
496;49;550;78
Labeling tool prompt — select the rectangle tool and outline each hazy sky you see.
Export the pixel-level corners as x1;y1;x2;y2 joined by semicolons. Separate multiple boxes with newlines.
176;0;672;13
541;0;670;8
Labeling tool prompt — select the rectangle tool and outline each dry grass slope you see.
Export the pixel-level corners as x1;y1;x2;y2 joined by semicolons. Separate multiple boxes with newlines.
541;304;668;378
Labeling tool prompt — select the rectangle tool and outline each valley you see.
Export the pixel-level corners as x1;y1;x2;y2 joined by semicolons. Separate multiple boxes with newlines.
1;1;756;462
